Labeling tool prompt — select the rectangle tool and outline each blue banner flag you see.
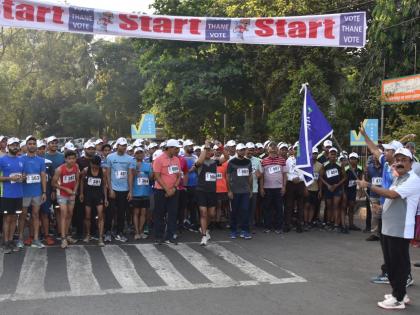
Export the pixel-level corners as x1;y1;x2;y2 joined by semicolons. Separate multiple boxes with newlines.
131;114;156;139
296;84;333;186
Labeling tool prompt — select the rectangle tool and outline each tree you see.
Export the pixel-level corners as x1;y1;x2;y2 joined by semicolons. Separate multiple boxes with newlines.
59;103;103;138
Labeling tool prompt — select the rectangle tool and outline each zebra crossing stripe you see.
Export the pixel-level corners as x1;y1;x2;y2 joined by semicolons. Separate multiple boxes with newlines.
66;246;101;295
206;243;290;284
101;245;149;292
170;243;235;285
14;248;48;298
134;244;193;289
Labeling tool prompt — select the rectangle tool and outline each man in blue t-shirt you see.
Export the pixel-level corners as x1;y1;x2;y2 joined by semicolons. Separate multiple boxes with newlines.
104;137;134;242
129;147;152;239
45;136;65;171
19;136;47;249
0;137;25;254
44;136;64;220
183;140;199;231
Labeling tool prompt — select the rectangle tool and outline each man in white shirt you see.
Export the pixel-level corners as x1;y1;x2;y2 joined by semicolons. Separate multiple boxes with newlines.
358;148;420;310
284;142;305;233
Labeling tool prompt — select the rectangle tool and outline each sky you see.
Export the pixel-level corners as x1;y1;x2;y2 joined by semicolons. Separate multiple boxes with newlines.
47;0;155;13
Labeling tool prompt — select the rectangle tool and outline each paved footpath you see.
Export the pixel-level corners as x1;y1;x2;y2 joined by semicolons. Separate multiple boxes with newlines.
0;228;419;315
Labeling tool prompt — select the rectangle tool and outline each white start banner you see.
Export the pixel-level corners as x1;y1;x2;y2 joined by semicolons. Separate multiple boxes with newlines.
0;0;367;47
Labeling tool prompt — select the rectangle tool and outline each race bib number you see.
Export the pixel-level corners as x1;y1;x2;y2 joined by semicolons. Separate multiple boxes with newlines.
205;172;217;182
168;165;179;174
26;174;41;184
63;174;76;184
237;168;249;177
9;172;22;184
326;168;339;179
216;173;222;180
372;177;382;186
313;173;319;180
137;177;149;186
115;170;127;179
88;177;101;187
268;165;281;174
348;180;356;188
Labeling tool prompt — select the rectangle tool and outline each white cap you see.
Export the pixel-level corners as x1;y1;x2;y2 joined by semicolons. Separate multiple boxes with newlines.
383;140;403;151
245;142;255;149
394;147;413;160
115;137;128;146
46;136;57;143
132;139;143;147
148;142;158;149
20;141;26;148
37;140;46;148
312;147;319;154
255;143;264;149
293;141;299;149
133;146;145;155
127;145;133;151
278;143;288;149
83;141;95;149
60;147;65;152
112;143;117;150
0;136;7;142
349;152;359;159
329;147;338;153
184;139;194;146
65;142;76;151
159;141;166;148
263;140;272;148
153;149;163;160
193;146;201;151
94;139;104;145
7;137;20;146
236;143;246;151
226;140;236;147
166;139;181;148
25;135;36;142
213;145;219;150
323;140;333;147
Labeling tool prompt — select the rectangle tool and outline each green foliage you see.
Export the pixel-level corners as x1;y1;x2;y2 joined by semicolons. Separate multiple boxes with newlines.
59;103;103;138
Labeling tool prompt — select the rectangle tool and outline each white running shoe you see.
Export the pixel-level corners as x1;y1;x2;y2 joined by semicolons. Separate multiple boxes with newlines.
200;235;207;246
377;296;405;309
206;230;211;241
384;294;410;304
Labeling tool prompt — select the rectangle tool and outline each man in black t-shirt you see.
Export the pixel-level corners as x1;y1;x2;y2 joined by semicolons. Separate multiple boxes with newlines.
195;141;218;246
226;143;253;240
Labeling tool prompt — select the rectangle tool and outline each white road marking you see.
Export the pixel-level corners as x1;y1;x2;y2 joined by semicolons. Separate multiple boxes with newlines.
0;242;306;302
14;249;48;298
206;243;299;284
171;243;234;285
101;245;148;292
66;246;101;295
134;244;193;289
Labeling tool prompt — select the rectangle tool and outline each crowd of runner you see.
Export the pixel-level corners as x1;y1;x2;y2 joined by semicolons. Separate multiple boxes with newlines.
0;127;419;309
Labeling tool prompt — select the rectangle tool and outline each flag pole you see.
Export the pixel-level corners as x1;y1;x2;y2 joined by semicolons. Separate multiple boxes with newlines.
331;134;373;208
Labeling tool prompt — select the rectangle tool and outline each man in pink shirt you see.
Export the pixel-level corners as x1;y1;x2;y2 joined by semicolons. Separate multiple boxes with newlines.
152;139;181;244
260;142;288;233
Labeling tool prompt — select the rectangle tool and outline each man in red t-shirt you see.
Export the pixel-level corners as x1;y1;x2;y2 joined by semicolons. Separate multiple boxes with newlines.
152;139;181;244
